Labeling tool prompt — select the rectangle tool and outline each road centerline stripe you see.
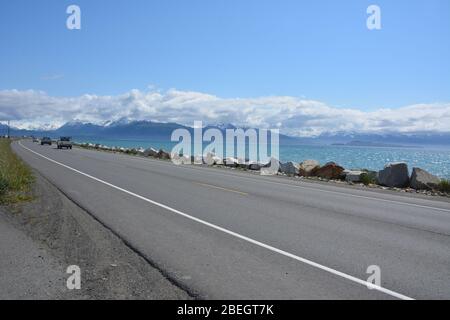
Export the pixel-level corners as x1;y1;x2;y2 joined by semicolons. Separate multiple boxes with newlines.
18;141;414;300
194;182;248;196
121;153;450;214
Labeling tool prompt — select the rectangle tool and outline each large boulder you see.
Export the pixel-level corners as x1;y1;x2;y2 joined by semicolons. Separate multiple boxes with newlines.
204;152;222;165
410;167;441;190
260;158;281;176
248;162;262;171
224;157;238;167
236;158;249;169
377;162;410;188
143;147;158;157
237;160;256;170
344;170;365;183
187;155;204;165
314;162;345;179
171;153;191;165
280;161;300;176
299;160;320;177
157;149;171;160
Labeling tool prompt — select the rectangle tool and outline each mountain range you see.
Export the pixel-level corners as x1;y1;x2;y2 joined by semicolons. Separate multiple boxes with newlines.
2;120;450;147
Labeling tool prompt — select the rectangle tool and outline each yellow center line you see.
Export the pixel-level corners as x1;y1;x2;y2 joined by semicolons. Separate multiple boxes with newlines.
194;182;249;196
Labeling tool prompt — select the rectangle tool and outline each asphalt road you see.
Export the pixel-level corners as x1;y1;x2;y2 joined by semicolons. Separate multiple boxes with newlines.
13;140;450;299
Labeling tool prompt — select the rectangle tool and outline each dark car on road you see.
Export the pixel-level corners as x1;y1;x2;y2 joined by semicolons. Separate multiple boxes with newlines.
41;137;52;146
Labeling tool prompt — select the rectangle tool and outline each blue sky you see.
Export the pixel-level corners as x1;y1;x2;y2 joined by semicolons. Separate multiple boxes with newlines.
1;0;449;109
1;1;450;135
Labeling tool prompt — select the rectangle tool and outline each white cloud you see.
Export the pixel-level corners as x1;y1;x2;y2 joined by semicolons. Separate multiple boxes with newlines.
41;74;64;81
1;88;450;137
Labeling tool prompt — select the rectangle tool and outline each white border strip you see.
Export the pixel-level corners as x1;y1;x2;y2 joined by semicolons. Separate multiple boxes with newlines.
18;141;414;300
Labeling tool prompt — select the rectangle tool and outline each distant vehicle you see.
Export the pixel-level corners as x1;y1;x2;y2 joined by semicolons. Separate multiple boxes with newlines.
41;137;52;146
32;136;39;143
57;137;72;149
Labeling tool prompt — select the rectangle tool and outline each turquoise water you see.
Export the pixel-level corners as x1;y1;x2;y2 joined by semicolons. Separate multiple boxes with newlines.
73;136;450;179
282;144;450;179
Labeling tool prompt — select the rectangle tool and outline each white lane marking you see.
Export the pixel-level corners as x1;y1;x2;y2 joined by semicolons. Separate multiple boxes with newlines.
123;153;450;214
19;141;414;300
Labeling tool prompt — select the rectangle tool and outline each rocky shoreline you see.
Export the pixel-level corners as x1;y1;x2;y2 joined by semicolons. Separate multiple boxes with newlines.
74;142;450;198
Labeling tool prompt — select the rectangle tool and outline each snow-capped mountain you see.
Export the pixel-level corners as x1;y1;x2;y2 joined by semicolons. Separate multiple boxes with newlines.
3;120;450;147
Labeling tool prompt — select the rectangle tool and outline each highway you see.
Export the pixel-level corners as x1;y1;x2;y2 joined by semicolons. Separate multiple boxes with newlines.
12;140;450;299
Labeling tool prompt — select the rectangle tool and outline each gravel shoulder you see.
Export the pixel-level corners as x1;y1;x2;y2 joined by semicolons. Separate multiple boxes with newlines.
0;169;191;300
0;212;66;299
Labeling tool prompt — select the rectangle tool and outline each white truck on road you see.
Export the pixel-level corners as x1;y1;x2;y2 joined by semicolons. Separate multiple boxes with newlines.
57;137;72;149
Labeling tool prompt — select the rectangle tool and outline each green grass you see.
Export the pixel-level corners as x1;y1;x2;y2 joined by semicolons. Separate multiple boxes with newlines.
0;138;34;204
439;180;450;193
125;148;138;155
360;171;377;186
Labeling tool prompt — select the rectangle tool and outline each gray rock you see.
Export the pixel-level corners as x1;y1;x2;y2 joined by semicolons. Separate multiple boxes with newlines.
248;163;262;171
377;162;410;188
410;167;441;190
237;161;256;170
345;170;365;183
224;157;238;167
205;153;222;165
260;158;281;176
143;147;158;157
299;160;320;176
280;162;300;175
191;155;203;165
236;158;248;169
171;153;191;165
157;149;171;160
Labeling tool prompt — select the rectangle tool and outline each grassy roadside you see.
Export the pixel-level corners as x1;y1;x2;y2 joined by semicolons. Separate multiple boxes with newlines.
0;138;34;204
439;180;450;193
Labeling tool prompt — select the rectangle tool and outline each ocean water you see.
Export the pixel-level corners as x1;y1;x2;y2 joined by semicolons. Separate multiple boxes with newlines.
72;136;450;179
282;144;450;179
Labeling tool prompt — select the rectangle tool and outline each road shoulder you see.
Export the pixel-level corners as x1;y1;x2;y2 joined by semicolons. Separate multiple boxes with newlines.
0;169;191;300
